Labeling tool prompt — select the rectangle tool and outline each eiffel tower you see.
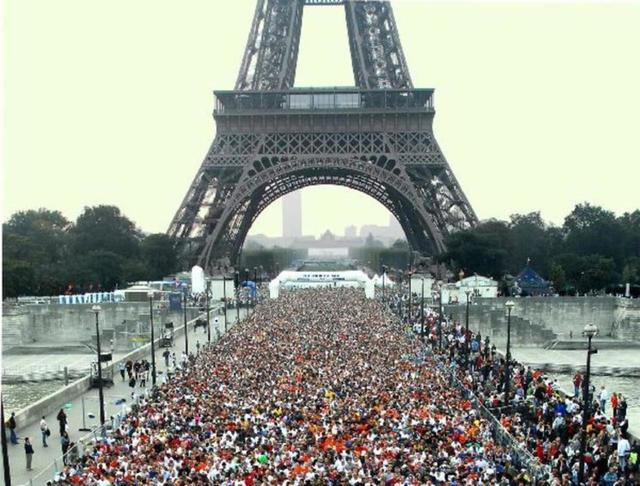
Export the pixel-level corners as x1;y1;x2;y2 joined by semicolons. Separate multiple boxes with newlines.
169;0;478;271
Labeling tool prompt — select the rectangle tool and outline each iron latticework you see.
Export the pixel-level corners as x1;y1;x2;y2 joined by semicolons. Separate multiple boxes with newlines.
169;0;478;270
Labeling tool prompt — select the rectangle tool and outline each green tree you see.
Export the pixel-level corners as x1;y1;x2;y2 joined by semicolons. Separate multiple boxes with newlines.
577;255;618;293
82;250;125;290
3;209;70;265
141;234;178;280
548;262;567;294
441;220;512;279
622;257;640;285
563;203;625;265
2;209;70;296
70;205;142;258
508;212;554;275
2;260;37;298
391;239;409;250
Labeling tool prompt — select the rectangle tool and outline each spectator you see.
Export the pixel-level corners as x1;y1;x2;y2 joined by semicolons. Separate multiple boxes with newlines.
39;416;49;447
56;409;67;436
24;437;34;471
7;412;18;445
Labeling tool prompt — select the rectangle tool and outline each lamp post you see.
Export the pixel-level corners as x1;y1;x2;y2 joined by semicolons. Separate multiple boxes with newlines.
205;279;211;343
1;395;12;486
183;289;189;355
438;287;443;349
578;323;599;484
92;305;106;428
464;289;472;366
420;277;425;340
504;300;515;406
222;273;228;333
235;270;240;324
408;270;413;325
244;268;250;315
147;292;157;387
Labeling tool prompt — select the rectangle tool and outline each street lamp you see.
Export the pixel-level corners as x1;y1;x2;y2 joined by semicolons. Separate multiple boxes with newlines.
92;305;106;429
235;270;240;324
504;300;515;406
147;292;157;387
205;279;211;343
222;273;228;333
464;289;472;366
1;393;12;485
244;268;250;315
420;277;425;340
438;288;444;349
408;269;413;325
578;323;599;484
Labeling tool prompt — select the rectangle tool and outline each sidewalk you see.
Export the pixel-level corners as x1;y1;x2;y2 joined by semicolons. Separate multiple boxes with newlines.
7;307;249;486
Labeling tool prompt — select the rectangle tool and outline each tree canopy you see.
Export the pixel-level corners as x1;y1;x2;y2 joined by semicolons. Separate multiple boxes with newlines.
440;205;640;294
3;206;180;298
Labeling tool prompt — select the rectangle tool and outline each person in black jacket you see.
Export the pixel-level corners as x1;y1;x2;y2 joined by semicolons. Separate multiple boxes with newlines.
7;412;18;444
56;409;67;435
24;437;34;470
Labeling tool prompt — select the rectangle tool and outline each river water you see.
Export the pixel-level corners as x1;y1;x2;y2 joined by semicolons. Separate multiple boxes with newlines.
3;381;66;412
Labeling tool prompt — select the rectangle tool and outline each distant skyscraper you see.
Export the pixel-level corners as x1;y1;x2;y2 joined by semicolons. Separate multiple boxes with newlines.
282;191;302;238
344;225;357;238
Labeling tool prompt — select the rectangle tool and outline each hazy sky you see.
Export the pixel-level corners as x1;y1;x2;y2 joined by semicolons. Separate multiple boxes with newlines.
4;1;639;237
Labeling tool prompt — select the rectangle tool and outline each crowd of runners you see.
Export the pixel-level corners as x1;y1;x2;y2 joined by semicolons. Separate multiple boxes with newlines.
38;285;638;485
48;288;537;485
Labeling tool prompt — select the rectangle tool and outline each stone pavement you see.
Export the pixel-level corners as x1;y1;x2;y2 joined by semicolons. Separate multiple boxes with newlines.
6;307;249;486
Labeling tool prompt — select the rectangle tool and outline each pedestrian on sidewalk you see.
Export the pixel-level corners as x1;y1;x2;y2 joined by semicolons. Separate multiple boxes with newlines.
163;349;171;367
126;359;133;380
611;392;619;419
118;362;126;381
572;372;582;398
7;412;18;445
56;408;67;436
599;386;609;414
60;432;70;465
24;437;34;470
40;416;50;447
196;340;201;354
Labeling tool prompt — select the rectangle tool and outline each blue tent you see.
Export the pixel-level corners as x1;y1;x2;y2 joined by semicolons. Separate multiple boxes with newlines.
513;265;551;296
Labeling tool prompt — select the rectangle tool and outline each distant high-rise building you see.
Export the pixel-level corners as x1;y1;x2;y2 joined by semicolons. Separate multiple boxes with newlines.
282;191;302;238
344;225;357;238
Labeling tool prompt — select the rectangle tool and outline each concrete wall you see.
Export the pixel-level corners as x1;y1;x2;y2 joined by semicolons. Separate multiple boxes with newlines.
2;302;203;352
442;296;640;349
612;298;640;340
